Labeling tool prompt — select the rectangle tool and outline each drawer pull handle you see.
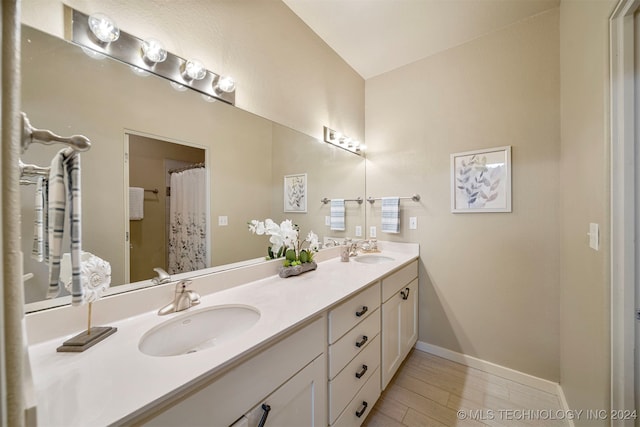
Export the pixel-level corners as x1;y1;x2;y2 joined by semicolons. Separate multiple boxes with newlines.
355;364;368;379
355;401;369;418
257;404;271;427
400;287;410;300
355;306;368;317
355;335;368;348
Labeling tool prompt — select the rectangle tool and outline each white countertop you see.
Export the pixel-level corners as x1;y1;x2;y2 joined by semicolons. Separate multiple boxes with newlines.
28;243;418;426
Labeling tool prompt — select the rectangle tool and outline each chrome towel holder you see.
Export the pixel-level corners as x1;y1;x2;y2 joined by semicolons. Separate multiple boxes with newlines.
366;194;421;204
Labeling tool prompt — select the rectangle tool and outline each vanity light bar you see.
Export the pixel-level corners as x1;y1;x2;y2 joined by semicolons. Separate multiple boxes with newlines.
70;8;236;105
323;126;363;155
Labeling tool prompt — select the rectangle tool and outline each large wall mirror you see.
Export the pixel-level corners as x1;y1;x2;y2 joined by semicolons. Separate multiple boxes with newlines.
21;24;366;311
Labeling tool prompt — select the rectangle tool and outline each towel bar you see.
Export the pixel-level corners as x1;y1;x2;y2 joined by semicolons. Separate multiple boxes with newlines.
321;197;363;205
367;194;420;204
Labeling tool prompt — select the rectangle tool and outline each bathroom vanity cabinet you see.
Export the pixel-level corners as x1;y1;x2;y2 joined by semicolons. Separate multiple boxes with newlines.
143;264;418;427
26;243;420;427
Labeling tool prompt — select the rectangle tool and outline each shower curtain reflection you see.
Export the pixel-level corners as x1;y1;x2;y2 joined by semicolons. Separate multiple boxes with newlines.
168;166;208;274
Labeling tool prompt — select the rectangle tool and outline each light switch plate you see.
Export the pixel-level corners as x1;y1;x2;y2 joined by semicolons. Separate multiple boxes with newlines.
409;217;417;230
369;226;377;238
355;226;362;237
588;223;599;250
218;216;228;226
325;216;330;226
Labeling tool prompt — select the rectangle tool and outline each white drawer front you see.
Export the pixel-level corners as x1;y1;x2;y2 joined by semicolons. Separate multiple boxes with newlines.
329;282;380;344
381;260;418;302
328;308;380;380
331;366;381;427
328;334;380;424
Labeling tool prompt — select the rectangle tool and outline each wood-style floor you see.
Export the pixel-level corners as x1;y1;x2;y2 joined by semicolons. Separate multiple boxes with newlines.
363;349;568;427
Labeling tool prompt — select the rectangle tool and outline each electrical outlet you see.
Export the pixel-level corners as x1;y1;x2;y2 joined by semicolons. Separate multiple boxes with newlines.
218;216;228;226
409;217;417;230
355;226;362;237
369;226;377;238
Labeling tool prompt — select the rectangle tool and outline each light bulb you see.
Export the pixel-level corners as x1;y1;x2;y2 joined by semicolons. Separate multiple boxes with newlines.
215;76;236;93
183;59;206;81
141;38;167;63
88;13;120;43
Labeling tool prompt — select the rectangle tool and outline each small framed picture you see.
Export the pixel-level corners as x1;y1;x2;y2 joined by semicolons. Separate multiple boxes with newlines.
284;173;307;213
451;146;511;213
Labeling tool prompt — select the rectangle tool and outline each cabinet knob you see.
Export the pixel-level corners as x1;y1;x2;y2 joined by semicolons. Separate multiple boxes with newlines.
355;364;368;379
400;287;410;300
355;401;369;418
355;306;368;317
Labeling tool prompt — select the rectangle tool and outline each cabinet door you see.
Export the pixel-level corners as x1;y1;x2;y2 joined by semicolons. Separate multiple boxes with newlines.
381;290;403;390
381;278;418;390
400;279;418;354
244;354;327;427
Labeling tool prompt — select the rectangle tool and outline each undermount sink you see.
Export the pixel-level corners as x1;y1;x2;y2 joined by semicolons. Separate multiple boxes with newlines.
354;255;395;264
139;305;260;357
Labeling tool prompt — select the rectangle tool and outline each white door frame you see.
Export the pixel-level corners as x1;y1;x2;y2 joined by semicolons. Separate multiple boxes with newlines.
610;0;639;417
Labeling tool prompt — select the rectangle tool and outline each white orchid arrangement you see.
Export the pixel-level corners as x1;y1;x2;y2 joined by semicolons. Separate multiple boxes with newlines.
248;219;320;266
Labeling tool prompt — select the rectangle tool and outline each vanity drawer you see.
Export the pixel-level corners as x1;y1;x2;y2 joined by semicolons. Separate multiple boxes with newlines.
381;260;418;303
329;308;380;380
328;334;380;424
331;366;381;427
329;282;380;344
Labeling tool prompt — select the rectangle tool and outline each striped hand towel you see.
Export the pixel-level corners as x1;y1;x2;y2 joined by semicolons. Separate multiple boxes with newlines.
47;149;84;305
330;199;345;231
31;176;49;262
381;197;400;233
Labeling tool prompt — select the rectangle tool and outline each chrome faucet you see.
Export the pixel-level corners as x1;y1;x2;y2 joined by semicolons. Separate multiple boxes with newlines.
158;280;201;315
349;239;377;256
324;238;340;248
152;267;171;285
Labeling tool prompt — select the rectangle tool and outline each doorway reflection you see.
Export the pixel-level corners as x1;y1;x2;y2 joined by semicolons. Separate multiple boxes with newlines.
127;134;206;282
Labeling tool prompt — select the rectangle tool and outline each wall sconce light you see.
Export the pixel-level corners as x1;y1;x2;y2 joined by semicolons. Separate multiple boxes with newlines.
141;38;167;64
87;13;120;43
70;8;236;105
323;126;364;155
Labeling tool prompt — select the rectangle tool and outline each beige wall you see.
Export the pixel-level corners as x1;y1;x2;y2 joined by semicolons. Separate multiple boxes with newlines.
559;0;615;417
20;0;365;143
366;9;561;380
270;124;366;246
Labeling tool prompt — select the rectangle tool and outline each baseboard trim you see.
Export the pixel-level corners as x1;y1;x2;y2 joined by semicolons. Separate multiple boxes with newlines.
414;341;559;395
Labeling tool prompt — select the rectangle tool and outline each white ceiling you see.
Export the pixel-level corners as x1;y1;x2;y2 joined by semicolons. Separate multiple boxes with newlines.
283;0;559;79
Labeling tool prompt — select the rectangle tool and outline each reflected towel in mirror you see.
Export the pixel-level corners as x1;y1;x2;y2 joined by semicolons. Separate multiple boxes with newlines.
330;199;345;231
129;187;144;220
